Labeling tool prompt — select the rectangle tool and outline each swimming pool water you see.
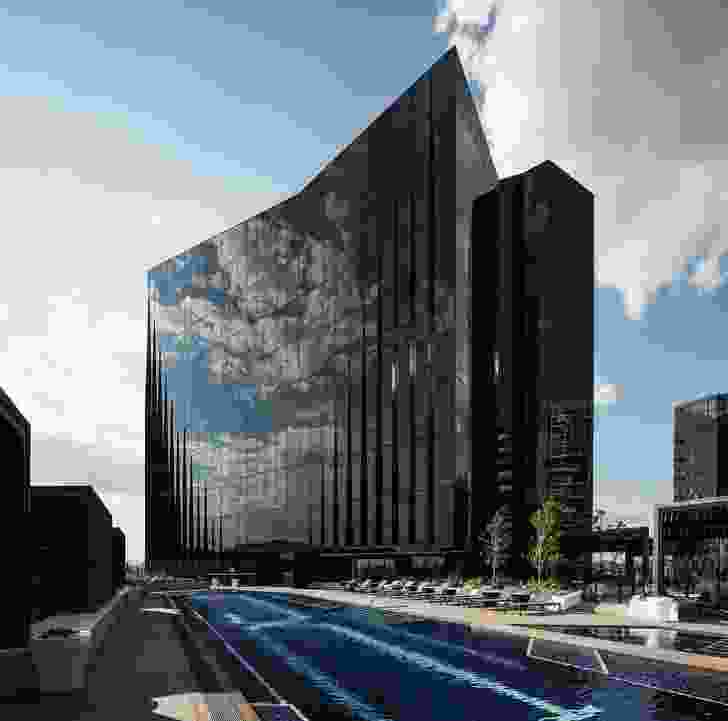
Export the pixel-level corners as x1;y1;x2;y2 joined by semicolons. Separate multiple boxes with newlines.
184;590;725;721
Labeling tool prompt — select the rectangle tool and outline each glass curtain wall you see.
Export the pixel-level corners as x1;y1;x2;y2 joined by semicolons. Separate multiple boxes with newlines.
145;47;498;567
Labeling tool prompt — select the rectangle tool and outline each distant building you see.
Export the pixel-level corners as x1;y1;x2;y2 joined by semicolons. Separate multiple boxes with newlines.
0;386;31;650
654;496;728;602
673;393;728;502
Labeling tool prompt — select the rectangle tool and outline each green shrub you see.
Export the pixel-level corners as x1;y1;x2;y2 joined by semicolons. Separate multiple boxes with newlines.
526;576;562;593
463;576;484;590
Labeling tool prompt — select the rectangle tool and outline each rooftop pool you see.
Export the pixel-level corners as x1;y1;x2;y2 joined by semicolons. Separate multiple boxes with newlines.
178;590;727;721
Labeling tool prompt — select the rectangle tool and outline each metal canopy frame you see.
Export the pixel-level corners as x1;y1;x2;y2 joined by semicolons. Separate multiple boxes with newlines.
654;496;728;597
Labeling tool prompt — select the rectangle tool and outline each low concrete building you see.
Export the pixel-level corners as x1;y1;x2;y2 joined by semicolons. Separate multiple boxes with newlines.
32;484;114;614
654;496;728;604
112;526;126;592
0;386;31;650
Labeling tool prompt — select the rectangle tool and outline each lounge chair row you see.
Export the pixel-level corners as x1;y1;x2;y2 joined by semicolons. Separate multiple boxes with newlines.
334;581;564;614
348;586;518;609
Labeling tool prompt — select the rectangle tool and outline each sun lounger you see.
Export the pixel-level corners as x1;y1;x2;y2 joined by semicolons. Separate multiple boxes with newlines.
496;600;562;614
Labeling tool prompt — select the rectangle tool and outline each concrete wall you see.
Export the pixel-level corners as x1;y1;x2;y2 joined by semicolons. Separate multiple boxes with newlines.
31;485;114;614
112;527;126;591
87;490;113;608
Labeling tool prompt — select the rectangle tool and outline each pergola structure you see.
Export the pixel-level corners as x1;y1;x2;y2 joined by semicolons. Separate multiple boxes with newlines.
559;527;650;593
654;496;728;603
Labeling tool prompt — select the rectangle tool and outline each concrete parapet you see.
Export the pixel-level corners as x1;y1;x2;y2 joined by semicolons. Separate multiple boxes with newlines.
0;646;41;699
29;585;139;694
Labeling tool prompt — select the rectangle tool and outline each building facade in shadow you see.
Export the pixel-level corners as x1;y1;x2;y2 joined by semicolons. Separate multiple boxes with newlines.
0;386;31;649
472;161;594;581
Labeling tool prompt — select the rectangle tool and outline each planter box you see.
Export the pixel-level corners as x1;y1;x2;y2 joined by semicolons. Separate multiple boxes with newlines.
29;586;136;694
30;632;91;693
548;590;583;612
0;647;40;698
627;595;679;623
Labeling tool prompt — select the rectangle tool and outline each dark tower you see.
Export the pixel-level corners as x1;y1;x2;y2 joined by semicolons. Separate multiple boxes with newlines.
472;160;594;579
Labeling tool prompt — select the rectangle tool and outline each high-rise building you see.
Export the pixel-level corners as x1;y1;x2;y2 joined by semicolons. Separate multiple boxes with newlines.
472;160;594;578
673;393;728;502
145;47;498;580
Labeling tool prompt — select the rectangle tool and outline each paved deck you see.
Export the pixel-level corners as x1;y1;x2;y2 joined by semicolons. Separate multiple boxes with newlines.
1;590;265;720
246;586;728;634
238;586;728;673
16;582;726;715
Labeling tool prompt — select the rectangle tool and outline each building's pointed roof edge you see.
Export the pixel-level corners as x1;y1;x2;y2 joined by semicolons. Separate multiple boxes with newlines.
146;47;467;275
297;46;462;197
527;160;594;196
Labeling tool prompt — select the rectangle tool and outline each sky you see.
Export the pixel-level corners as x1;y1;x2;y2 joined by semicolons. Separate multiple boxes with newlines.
0;0;726;564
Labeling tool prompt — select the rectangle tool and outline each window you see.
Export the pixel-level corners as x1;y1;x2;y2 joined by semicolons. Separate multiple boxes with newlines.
392;361;398;392
494;351;500;380
409;343;416;376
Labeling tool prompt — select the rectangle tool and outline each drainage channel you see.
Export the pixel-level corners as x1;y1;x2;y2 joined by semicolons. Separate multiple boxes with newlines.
168;593;312;721
526;632;728;709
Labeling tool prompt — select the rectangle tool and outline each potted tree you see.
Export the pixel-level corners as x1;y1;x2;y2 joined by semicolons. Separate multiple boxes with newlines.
478;505;513;588
527;496;565;596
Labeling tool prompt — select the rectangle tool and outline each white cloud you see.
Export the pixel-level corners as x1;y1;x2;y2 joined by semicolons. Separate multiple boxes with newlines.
0;96;291;521
435;0;728;321
595;383;623;404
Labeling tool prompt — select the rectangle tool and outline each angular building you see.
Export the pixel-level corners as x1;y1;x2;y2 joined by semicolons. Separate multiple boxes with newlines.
146;47;498;580
472;160;594;579
0;386;31;650
673;393;728;502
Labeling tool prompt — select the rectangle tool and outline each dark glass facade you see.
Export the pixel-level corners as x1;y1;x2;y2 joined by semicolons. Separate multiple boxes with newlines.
145;47;498;576
654;499;728;603
673;394;728;502
472;160;594;578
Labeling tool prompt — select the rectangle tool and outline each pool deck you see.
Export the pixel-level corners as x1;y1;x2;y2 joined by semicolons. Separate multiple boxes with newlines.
18;581;726;715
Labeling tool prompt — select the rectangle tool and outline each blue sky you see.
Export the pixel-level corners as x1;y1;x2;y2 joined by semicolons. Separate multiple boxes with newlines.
0;0;726;563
